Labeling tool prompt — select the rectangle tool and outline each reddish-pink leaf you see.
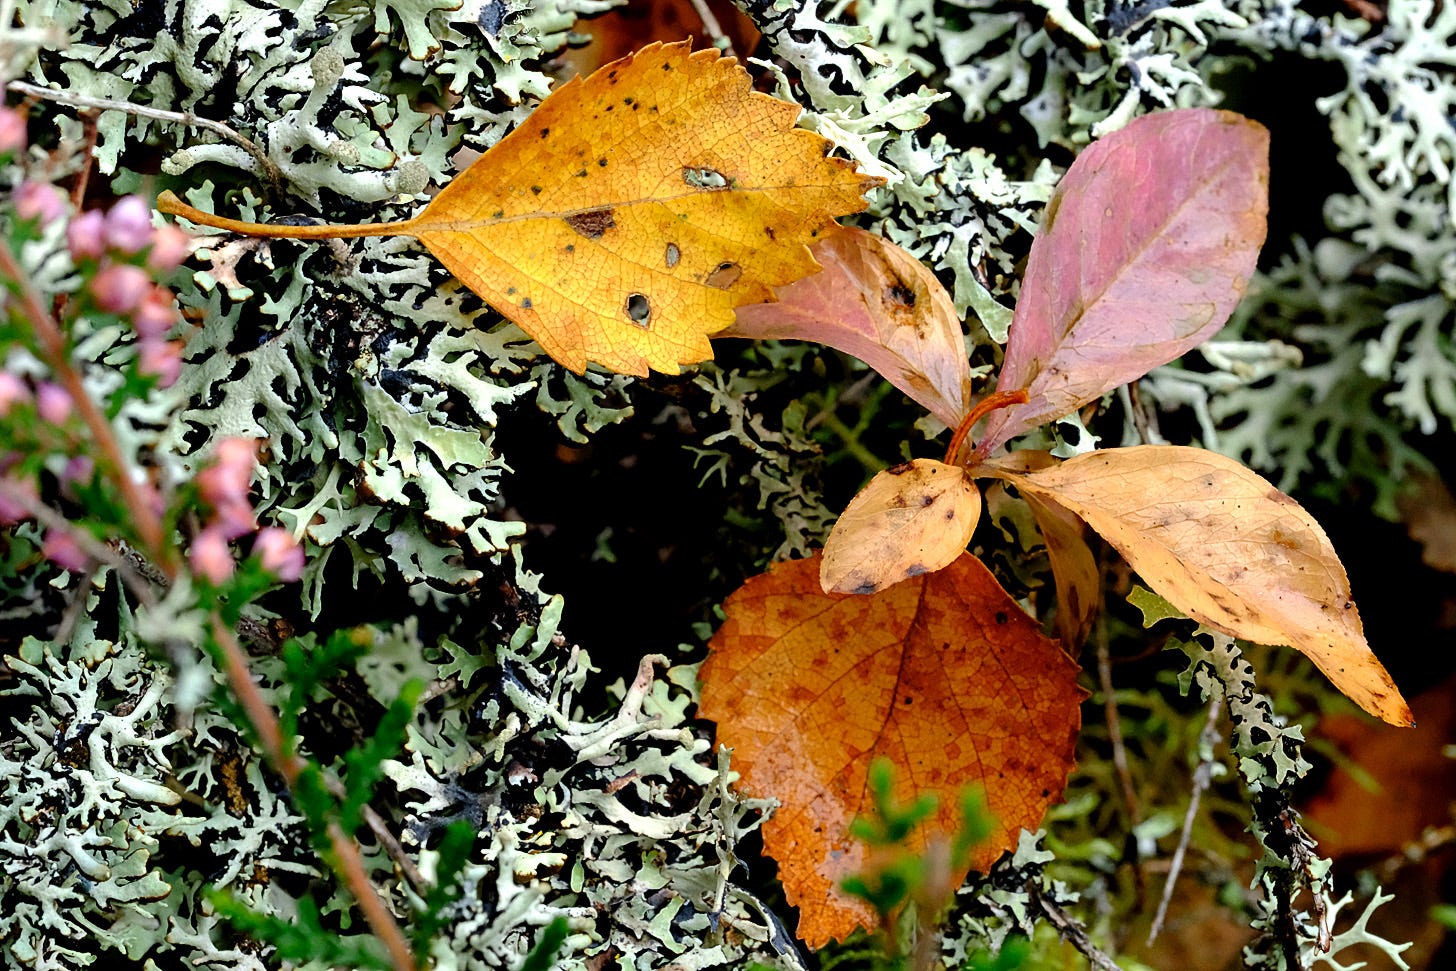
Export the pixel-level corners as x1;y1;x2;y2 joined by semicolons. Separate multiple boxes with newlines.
978;109;1269;455
723;226;973;427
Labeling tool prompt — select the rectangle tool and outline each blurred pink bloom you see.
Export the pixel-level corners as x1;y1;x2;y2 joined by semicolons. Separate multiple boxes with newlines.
0;474;35;525
90;262;152;314
13;181;65;226
190;526;235;584
197;437;258;504
253;526;304;581
66;209;107;261
0;107;26;154
42;528;89;572
138;337;183;387
132;286;178;340
36;383;72;424
213;498;256;540
0;372;28;415
147;223;193;273
61;454;94;488
104;196;154;254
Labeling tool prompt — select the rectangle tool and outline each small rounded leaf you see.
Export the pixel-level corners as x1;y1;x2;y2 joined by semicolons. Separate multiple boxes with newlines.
821;458;981;594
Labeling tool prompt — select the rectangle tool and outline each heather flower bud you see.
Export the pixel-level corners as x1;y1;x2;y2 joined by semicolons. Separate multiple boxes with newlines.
0;371;28;416
0;474;35;525
90;263;152;314
42;529;89;572
13;181;66;226
61;454;95;488
0;107;26;155
253;526;304;581
190;526;235;584
147;223;193;273
137;337;183;387
66;210;107;261
104;195;154;254
36;383;72;424
132;286;179;340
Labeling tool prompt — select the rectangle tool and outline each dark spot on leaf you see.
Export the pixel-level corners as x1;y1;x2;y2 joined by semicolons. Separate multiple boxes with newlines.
624;97;634;106
765;226;776;240
683;166;728;190
530;185;542;195
920;495;934;507
598;158;608;167
662;62;671;70
564;244;575;253
506;287;516;296
539;127;550;139
705;262;742;289
887;462;914;475
575;169;587;178
491;210;504;219
625;293;650;328
884;284;915;307
665;242;681;269
905;564;928;577
605;104;614;112
520;297;532;309
995;611;1009;625
851;581;877;595
944;509;956;520
564;207;616;239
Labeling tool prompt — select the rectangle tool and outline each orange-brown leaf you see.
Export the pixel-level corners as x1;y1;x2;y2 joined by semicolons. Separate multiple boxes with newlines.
992;446;1412;726
699;552;1085;947
724;226;974;427
821;458;981;594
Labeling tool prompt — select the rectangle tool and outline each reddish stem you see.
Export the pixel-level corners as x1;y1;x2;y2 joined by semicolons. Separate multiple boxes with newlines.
943;389;1030;466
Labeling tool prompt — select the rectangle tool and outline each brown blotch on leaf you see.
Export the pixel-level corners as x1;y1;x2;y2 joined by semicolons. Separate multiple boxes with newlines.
665;242;681;269
565;207;616;240
706;262;743;289
884;283;916;307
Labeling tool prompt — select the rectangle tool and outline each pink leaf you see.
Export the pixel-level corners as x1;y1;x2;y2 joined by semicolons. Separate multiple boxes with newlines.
723;227;973;428
977;109;1269;455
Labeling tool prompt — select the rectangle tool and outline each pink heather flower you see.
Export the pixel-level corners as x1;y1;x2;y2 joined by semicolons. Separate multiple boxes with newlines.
0;107;26;155
0;372;29;416
146;223;193;273
138;337;184;387
89;262;153;314
42;529;89;572
213;497;257;540
253;527;304;581
61;455;94;489
190;526;235;584
35;382;72;425
132;286;178;340
0;474;36;525
66;209;107;261
104;196;154;254
13;181;66;226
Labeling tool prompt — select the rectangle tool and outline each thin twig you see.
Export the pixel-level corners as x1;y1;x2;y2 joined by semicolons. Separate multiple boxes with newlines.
688;0;735;56
6;79;284;190
1148;692;1223;943
1095;614;1142;827
1027;878;1124;971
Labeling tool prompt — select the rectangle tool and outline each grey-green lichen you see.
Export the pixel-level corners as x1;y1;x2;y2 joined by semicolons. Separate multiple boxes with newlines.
3;0;1450;966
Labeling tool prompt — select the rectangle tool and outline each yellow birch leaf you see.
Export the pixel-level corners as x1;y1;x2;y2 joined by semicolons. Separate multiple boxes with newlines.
158;41;880;376
821;459;981;595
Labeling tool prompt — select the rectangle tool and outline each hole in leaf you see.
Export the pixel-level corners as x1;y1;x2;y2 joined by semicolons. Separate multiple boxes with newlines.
683;166;728;190
625;293;651;327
